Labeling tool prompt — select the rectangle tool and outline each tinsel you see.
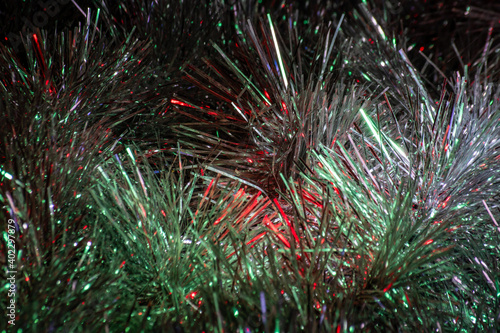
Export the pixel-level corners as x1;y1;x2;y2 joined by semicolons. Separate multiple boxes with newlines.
1;0;499;332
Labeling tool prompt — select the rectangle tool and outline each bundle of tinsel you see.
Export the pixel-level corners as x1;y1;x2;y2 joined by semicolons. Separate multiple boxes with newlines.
1;0;500;331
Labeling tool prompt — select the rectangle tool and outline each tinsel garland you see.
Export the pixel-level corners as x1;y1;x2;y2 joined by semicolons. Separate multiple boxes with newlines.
1;0;499;332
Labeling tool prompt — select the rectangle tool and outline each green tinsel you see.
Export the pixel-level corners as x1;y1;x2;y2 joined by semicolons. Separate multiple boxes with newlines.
1;1;499;332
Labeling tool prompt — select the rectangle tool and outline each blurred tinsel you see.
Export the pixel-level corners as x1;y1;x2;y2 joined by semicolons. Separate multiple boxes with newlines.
1;0;500;332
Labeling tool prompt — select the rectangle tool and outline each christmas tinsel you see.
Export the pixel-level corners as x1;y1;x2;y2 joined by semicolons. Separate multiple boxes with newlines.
1;0;499;332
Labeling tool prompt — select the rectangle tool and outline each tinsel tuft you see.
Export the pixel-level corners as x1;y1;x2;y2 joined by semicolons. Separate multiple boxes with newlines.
1;1;499;332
